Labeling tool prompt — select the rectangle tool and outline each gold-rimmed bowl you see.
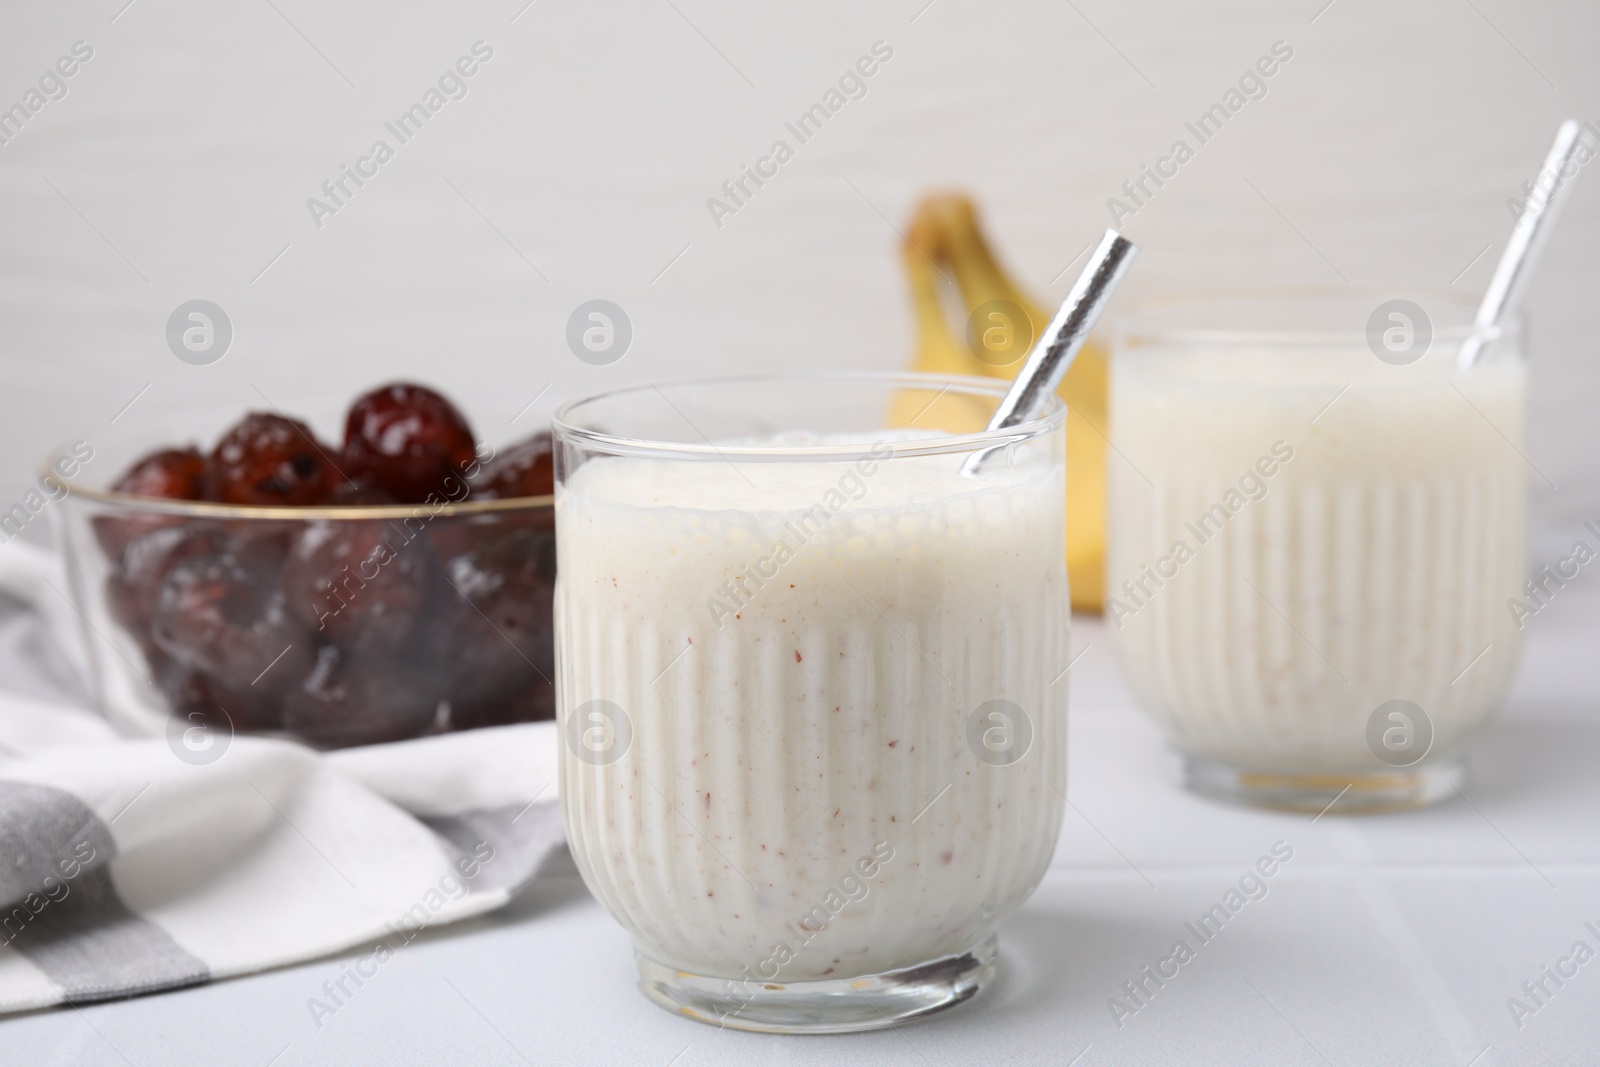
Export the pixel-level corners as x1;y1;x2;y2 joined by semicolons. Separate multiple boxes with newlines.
44;402;555;751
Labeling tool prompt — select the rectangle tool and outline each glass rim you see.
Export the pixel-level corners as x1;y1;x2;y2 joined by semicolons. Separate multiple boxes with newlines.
551;372;1064;461
1116;286;1521;346
44;456;553;519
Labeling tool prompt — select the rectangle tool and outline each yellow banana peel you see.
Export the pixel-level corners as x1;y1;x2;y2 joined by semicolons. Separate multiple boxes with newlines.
893;194;1108;611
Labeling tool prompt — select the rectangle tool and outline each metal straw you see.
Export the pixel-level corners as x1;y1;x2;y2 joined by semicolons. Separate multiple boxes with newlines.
1459;119;1589;368
961;229;1139;475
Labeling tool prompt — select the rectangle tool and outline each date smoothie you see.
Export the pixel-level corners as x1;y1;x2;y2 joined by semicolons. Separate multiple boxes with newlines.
555;433;1068;987
1108;317;1528;782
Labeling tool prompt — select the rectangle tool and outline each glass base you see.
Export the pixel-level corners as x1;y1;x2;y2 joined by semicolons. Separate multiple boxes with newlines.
1182;753;1465;814
635;935;998;1034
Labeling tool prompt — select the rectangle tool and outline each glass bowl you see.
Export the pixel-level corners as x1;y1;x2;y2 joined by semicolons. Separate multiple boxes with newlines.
46;401;555;750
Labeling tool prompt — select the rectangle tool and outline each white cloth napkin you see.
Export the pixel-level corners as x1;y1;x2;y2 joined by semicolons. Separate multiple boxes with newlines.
0;541;564;1015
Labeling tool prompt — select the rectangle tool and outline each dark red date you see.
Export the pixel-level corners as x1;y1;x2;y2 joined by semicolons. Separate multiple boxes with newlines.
96;447;210;560
437;526;556;717
152;548;313;690
282;644;444;747
281;520;435;653
470;432;553;500
114;447;208;501
342;383;477;504
209;413;339;507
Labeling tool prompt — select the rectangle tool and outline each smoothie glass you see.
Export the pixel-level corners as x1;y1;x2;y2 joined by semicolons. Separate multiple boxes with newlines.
552;373;1069;1033
1108;289;1528;813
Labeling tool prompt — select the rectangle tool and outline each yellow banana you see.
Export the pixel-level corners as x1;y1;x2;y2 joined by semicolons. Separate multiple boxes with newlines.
887;208;994;433
894;193;1108;611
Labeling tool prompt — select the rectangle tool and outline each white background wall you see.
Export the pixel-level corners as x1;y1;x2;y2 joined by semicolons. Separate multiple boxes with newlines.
1;0;1595;550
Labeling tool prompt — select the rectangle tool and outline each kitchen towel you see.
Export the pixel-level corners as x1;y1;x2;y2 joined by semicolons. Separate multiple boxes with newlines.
0;541;564;1014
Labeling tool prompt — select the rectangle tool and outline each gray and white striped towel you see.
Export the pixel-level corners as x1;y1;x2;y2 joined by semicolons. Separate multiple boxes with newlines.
0;542;565;1014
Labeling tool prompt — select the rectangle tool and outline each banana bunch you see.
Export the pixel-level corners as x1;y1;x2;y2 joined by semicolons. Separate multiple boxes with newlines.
890;194;1109;611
